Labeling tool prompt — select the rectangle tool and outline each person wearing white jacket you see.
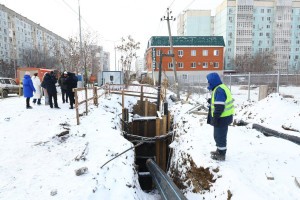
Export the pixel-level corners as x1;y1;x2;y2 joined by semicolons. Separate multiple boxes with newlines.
31;73;42;105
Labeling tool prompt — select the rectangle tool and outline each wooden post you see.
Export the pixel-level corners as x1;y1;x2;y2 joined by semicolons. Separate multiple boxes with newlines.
161;115;167;171
122;88;124;110
85;87;88;115
145;99;148;116
167;112;171;132
140;85;144;102
94;86;98;106
155;118;161;167
75;89;80;125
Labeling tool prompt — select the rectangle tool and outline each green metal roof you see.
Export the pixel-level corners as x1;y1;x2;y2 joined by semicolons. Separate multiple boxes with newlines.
148;36;225;48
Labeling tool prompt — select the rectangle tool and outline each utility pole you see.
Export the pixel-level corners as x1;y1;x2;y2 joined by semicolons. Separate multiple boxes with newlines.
78;0;85;85
161;8;180;100
78;0;88;114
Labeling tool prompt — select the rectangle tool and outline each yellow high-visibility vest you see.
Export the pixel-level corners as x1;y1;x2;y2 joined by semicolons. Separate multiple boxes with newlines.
211;84;234;117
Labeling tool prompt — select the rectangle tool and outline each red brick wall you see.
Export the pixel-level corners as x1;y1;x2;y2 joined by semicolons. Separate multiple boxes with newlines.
146;46;224;72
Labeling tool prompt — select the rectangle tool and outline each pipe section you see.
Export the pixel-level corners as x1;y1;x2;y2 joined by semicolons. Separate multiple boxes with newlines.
146;159;187;200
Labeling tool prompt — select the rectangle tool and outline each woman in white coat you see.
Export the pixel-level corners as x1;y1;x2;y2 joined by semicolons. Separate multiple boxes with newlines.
31;73;42;105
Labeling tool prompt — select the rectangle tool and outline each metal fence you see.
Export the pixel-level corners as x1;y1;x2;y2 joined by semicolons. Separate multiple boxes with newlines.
165;72;300;95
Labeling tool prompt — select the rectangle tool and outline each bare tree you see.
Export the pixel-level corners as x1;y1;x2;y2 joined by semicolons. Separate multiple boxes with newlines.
67;30;100;83
251;51;275;72
0;59;14;78
22;47;60;69
116;35;140;85
233;51;275;73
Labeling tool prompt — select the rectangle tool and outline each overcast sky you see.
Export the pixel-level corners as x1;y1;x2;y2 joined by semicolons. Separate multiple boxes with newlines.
0;0;223;68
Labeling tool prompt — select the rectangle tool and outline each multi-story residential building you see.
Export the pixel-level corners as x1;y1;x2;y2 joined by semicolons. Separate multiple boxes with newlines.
135;57;145;77
178;0;300;73
0;4;69;69
145;36;225;83
177;10;213;36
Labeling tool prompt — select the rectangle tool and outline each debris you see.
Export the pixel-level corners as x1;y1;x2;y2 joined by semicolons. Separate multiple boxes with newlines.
75;167;88;176
33;141;50;146
75;142;89;161
56;130;69;137
265;173;274;180
295;177;300;189
50;189;57;196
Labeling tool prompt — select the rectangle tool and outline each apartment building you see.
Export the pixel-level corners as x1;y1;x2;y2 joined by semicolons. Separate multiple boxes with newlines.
0;4;69;68
177;10;213;36
145;36;225;82
177;0;300;73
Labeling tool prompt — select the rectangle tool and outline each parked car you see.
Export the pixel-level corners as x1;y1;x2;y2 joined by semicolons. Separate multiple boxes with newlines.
0;77;22;98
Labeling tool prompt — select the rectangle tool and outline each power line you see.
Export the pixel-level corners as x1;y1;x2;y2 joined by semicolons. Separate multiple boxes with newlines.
56;0;100;37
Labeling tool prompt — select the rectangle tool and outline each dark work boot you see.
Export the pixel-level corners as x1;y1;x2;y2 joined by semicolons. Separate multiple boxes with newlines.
211;151;226;161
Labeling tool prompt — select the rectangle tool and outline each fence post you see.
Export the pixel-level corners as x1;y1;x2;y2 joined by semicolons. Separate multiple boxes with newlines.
247;72;251;101
94;86;98;106
85;87;88;115
277;70;280;93
75;89;80;125
229;73;232;90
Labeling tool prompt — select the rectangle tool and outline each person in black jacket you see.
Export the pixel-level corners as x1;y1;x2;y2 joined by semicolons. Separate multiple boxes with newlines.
58;71;69;103
43;71;60;109
64;72;78;109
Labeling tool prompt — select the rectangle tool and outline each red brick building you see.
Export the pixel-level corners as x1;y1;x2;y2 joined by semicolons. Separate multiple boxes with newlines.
145;36;225;83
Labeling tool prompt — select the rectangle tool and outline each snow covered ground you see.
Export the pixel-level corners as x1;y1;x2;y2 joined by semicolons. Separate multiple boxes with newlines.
0;85;299;200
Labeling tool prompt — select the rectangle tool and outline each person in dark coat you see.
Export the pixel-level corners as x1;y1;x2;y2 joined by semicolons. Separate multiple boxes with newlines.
43;71;60;109
64;72;78;109
206;72;234;161
23;71;36;109
58;71;69;103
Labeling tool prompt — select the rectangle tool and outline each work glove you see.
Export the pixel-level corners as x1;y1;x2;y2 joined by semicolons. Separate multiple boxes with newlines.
207;98;211;104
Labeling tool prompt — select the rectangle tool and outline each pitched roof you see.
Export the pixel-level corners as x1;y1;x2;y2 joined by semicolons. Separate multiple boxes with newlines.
148;36;225;47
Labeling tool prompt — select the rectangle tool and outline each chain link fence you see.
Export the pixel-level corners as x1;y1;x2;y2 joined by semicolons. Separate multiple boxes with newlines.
164;72;300;95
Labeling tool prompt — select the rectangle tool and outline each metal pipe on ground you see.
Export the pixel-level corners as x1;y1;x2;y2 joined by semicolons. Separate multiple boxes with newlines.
235;120;300;145
146;159;187;200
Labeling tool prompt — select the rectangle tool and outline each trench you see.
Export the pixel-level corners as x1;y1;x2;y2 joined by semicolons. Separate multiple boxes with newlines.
122;99;172;191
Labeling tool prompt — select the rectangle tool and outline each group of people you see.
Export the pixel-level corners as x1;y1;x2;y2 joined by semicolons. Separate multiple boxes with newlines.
23;71;78;110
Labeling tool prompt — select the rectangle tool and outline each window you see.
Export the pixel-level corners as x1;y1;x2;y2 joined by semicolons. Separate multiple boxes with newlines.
295;55;299;60
156;50;161;56
191;62;196;68
213;62;219;68
203;62;208;68
182;74;188;80
213;50;219;56
178;62;184;68
178;50;183;56
168;62;173;69
191;50;196;56
202;50;208;56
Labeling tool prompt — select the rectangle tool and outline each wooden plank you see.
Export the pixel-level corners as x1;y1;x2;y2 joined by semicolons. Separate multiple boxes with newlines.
75;90;80;125
161;115;167;171
155;118;161;167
